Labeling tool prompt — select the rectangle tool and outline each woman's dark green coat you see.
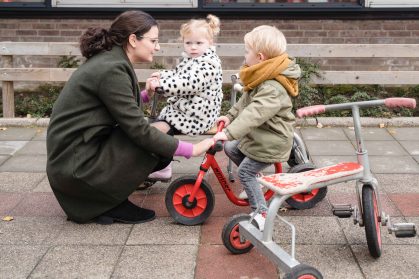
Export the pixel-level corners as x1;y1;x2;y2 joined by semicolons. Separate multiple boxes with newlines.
46;46;178;223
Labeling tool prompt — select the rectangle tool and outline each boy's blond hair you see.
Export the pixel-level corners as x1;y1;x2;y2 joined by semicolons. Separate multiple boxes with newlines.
180;14;220;42
244;25;287;59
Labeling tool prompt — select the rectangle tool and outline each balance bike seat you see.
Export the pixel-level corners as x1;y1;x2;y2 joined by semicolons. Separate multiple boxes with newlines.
258;162;364;196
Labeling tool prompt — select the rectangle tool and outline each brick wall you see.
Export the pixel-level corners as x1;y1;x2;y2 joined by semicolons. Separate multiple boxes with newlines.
1;18;419;71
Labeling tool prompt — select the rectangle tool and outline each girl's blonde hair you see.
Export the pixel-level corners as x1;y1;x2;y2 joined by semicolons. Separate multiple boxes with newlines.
180;14;220;42
244;25;287;59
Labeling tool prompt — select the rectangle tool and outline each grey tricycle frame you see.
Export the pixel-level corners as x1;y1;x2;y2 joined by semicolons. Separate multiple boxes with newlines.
237;99;389;273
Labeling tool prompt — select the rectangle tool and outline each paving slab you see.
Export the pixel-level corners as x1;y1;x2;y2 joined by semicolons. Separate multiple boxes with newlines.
0;193;24;215
53;222;132;245
0;155;47;172
278;244;365;279
10;192;66;217
0;155;9;165
0;172;45;192
0;245;49;279
15;140;47;155
127;217;200;245
312;155;358;168
368;156;419;174
113;245;197;279
300;127;348;141
0;217;65;245
352;244;419;279
0;127;37;141
353;140;409;156
195;245;278;279
344;127;394;141
374;174;419;193
32;176;52;192
31;128;47;141
388;127;419;140
0;141;28;155
398;140;419;156
387;193;419;216
305;140;355;155
30;245;122;279
272;216;347;245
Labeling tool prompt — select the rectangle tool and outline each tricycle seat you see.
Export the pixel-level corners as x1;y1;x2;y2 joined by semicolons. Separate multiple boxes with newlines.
258;162;364;196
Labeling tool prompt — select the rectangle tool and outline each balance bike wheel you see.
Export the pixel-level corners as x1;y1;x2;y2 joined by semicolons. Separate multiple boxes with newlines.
287;146;311;168
165;175;214;226
222;213;258;254
362;184;382;258
283;264;323;279
286;163;327;210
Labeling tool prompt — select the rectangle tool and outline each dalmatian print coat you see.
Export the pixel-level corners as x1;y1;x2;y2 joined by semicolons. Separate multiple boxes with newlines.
158;46;223;135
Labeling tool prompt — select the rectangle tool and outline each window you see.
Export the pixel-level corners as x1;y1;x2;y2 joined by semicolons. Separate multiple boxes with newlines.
365;0;419;7
204;0;359;4
0;0;44;2
51;0;198;8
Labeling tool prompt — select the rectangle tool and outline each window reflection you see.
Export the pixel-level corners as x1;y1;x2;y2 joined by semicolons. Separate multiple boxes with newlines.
0;0;44;2
206;0;359;3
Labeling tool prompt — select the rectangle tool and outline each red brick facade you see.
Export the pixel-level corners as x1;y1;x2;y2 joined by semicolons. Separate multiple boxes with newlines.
1;18;419;71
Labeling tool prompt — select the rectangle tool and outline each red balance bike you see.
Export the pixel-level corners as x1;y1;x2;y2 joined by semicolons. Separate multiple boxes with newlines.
165;122;327;225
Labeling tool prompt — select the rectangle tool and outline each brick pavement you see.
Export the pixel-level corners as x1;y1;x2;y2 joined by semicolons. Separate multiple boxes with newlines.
0;126;418;278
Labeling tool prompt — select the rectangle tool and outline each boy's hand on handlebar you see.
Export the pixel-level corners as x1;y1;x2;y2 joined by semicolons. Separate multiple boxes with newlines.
216;116;230;127
213;131;228;142
192;138;215;157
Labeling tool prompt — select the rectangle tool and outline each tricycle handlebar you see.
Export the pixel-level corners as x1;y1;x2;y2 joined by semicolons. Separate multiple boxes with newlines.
296;98;416;118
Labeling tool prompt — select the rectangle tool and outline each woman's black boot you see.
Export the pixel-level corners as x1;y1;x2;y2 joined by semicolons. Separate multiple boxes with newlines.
95;199;156;225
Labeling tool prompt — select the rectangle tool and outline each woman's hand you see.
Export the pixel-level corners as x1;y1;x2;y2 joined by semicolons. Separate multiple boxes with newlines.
213;131;228;142
145;77;160;99
216;116;230;127
192;138;215;157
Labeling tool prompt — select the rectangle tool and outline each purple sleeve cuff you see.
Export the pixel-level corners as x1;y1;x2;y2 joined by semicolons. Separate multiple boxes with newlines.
140;90;150;103
175;140;193;159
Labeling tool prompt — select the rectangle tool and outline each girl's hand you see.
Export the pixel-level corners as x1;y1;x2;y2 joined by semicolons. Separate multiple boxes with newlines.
213;131;228;142
192;138;215;157
151;72;161;79
216;116;230;127
145;77;160;98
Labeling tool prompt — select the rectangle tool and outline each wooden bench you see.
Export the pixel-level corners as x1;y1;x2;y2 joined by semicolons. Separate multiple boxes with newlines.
1;42;419;117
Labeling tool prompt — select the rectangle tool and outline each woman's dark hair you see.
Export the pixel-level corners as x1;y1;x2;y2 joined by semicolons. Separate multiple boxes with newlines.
79;10;158;59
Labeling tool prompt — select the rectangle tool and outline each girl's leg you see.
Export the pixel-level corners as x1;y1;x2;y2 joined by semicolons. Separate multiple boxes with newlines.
237;157;270;212
224;140;245;167
150;121;171;134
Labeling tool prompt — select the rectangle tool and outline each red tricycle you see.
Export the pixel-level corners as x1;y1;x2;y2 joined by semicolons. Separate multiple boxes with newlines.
164;122;327;226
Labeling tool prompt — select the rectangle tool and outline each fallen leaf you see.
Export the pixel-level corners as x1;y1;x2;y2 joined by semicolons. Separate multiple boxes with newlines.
316;122;323;128
379;123;385;128
2;216;14;221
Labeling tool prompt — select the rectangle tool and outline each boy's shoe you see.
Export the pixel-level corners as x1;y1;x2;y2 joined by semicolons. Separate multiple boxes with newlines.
95;199;156;225
147;163;172;182
252;211;267;231
238;173;265;199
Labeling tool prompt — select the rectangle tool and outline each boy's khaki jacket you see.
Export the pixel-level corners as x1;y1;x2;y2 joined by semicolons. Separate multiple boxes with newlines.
225;80;295;163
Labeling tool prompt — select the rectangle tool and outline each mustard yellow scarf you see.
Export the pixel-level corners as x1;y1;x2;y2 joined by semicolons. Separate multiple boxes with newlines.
239;53;299;97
